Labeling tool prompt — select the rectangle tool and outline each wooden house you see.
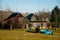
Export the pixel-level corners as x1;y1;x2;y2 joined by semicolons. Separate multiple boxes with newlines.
26;13;50;29
3;13;28;29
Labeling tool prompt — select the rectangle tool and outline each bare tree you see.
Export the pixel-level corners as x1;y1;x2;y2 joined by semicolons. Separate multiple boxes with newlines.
0;0;2;10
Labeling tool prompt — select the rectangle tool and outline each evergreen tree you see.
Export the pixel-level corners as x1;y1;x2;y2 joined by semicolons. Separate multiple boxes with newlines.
51;6;60;28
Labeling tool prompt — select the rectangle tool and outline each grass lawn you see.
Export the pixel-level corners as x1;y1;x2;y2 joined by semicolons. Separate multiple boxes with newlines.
0;29;60;40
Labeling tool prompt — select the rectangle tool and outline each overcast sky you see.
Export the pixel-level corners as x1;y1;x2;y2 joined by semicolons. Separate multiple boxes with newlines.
0;0;60;13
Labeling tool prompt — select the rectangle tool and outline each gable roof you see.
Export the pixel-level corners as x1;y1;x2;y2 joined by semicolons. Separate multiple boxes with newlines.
26;13;34;20
4;12;23;21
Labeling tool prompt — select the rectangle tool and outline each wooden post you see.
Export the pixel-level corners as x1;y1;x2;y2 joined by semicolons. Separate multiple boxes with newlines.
26;24;29;30
10;24;12;30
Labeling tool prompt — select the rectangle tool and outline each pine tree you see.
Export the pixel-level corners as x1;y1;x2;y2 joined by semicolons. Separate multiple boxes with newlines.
51;6;60;30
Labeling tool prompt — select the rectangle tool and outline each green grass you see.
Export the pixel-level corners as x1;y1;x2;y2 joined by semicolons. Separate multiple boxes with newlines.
0;29;60;40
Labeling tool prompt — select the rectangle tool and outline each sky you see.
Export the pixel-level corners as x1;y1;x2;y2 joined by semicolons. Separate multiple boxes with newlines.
0;0;60;13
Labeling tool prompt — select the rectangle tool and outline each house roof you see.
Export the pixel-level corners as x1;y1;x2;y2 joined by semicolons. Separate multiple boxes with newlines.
30;21;48;22
4;13;23;21
26;13;34;20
